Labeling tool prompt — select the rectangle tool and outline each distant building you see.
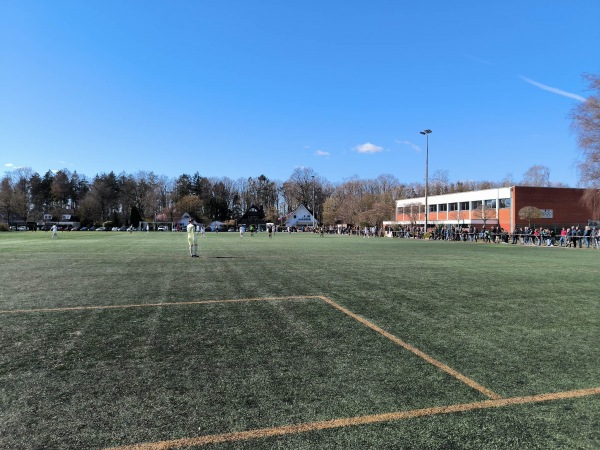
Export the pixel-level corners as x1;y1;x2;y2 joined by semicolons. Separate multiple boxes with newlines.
392;186;596;231
38;213;81;229
238;204;265;228
177;212;201;230
285;205;316;228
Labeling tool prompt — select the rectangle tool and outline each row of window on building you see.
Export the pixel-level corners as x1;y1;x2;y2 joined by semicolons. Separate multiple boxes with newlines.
400;198;511;214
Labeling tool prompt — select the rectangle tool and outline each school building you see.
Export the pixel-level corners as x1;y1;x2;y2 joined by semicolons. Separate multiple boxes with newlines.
393;186;596;231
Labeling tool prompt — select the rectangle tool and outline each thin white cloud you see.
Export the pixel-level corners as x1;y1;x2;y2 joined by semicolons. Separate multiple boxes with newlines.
395;140;421;153
520;76;585;102
4;163;28;170
355;142;383;154
315;150;330;156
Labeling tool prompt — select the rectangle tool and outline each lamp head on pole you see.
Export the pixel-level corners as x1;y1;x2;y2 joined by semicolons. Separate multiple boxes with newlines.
420;129;432;135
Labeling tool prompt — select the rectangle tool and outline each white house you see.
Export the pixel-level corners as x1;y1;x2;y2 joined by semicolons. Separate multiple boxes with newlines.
175;212;203;231
285;205;316;228
38;213;81;229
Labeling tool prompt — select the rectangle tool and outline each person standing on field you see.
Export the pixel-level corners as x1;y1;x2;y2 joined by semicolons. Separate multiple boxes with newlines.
51;224;58;239
559;227;567;247
571;226;579;249
187;222;199;257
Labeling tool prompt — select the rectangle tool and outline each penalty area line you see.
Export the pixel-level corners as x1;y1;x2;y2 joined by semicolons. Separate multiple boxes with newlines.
318;296;502;400
0;295;322;314
106;386;600;450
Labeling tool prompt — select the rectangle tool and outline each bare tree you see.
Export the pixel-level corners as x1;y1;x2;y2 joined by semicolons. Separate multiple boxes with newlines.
430;169;450;195
471;203;495;228
374;174;400;195
364;199;394;231
8;167;33;223
134;172;165;221
176;195;203;221
571;73;600;217
322;178;369;228
337;195;362;227
521;165;551;187
499;173;516;187
0;175;16;225
284;167;319;210
322;195;341;226
518;206;543;228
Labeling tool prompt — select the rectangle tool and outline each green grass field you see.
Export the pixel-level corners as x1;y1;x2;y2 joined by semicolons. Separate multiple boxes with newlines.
1;230;599;449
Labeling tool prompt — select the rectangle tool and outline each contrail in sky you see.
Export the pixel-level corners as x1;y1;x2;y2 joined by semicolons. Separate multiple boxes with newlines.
520;76;585;102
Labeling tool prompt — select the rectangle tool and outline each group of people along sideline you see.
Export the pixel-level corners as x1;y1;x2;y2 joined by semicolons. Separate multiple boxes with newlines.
391;224;599;248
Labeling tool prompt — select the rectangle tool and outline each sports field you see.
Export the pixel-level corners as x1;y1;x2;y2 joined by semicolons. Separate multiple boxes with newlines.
1;230;598;449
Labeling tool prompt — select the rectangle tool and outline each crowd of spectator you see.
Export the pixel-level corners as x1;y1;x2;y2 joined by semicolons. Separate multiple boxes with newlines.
279;224;600;248
386;225;599;249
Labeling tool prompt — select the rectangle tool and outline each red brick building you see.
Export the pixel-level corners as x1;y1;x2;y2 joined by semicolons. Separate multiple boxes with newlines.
393;186;596;231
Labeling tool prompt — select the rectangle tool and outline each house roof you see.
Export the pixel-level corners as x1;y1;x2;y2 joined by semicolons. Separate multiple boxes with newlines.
240;204;265;223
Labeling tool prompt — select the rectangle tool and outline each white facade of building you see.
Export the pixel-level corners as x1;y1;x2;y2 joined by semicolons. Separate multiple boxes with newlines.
285;205;316;227
393;187;513;228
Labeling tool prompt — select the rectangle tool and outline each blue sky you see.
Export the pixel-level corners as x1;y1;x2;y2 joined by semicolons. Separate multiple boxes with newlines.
1;1;599;187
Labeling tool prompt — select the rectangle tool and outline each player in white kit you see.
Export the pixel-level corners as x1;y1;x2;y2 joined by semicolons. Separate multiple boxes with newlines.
187;222;199;257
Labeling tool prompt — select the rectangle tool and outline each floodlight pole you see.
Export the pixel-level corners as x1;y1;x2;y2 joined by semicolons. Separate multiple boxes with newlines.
311;175;315;228
420;129;432;233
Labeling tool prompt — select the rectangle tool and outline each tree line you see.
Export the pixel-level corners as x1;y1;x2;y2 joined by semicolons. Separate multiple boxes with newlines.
2;73;599;229
0;165;567;230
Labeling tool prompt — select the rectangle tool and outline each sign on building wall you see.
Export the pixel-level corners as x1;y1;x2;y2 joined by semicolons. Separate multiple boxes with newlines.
540;209;553;219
